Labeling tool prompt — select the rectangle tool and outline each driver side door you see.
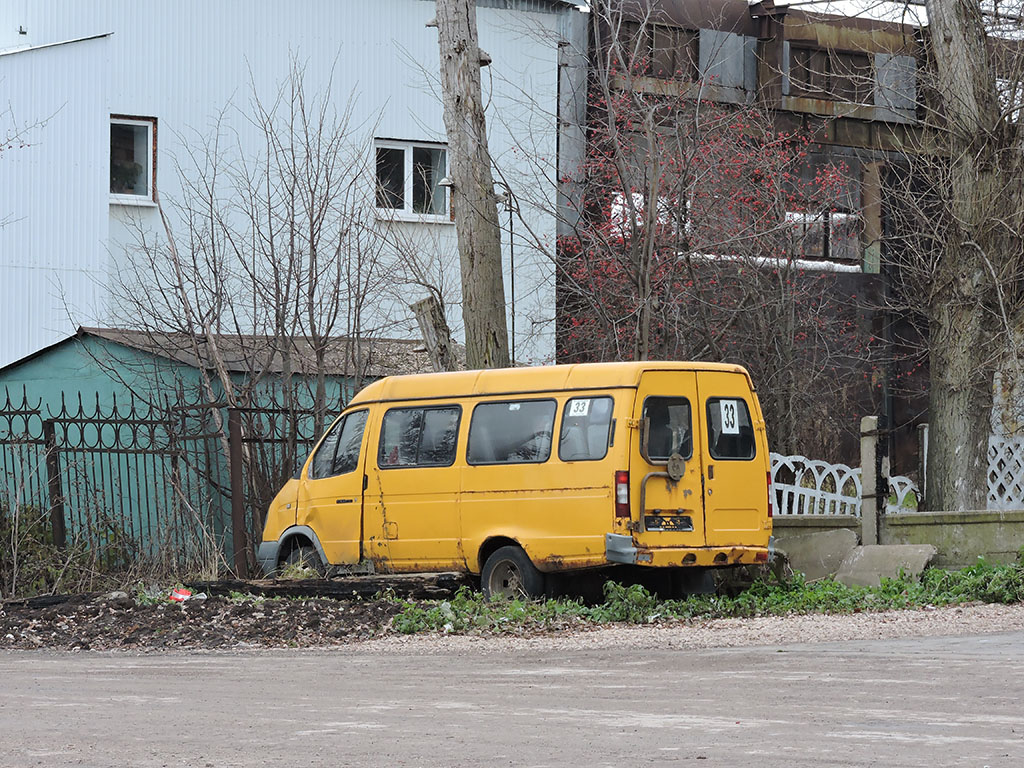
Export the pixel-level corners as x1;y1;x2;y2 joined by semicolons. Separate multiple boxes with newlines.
296;409;368;565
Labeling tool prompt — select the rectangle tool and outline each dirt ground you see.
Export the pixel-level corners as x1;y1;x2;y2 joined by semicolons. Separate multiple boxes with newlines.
0;591;404;651
4;586;1024;652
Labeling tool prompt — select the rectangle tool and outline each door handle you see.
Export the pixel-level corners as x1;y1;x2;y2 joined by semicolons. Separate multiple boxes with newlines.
707;464;714;480
336;498;354;504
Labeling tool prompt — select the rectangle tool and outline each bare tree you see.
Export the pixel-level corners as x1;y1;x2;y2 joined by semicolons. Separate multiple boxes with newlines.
101;61;400;553
113;61;394;418
504;1;876;457
433;0;511;369
879;0;1024;510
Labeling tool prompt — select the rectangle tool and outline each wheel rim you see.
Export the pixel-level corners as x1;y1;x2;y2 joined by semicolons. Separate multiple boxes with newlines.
488;560;524;598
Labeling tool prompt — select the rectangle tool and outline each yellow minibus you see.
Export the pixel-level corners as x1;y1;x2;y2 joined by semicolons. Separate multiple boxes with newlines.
257;361;773;597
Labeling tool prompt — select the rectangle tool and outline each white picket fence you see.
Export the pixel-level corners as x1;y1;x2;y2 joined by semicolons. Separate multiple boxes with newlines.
770;453;920;517
989;436;1024;511
771;434;1024;516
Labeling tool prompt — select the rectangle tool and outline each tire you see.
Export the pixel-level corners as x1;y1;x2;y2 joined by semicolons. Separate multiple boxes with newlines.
280;543;324;576
481;545;545;599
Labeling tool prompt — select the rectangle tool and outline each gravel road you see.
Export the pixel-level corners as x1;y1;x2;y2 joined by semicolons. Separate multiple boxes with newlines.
360;601;1024;653
3;616;1024;767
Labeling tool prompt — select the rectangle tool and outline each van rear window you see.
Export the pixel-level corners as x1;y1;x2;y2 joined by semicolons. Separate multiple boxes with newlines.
706;398;756;460
642;397;693;460
468;399;556;464
379;406;461;468
559;396;613;461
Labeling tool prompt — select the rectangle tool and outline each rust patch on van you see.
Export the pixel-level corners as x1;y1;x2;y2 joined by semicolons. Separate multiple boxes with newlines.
366;538;391;574
540;554;566;570
537;554;598;572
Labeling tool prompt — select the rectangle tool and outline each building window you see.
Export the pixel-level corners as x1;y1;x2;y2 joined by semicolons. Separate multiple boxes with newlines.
110;116;156;204
790;48;872;104
785;210;861;263
617;21;699;81
374;140;448;218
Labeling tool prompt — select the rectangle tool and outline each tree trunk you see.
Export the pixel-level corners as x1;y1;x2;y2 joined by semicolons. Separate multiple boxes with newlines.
435;0;510;369
411;295;459;372
922;0;1007;511
927;299;994;511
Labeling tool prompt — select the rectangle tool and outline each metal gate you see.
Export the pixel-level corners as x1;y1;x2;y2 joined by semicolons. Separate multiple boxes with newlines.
0;388;321;577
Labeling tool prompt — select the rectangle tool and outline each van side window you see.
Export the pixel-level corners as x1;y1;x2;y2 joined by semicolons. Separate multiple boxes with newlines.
379;406;461;468
309;410;368;479
706;398;756;460
468;399;556;464
642;397;693;460
559;396;613;461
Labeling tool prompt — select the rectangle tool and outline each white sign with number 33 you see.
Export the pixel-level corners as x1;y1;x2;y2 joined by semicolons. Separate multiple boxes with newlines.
719;400;740;435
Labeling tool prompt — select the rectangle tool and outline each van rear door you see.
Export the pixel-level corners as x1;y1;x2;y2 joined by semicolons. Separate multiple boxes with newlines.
697;371;769;547
631;371;705;550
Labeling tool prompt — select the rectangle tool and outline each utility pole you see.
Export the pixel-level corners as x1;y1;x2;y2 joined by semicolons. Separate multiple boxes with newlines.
433;0;511;370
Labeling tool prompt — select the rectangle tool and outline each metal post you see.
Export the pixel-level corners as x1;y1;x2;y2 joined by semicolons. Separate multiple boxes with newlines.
509;201;515;366
42;419;66;550
917;422;929;511
860;416;879;545
228;408;248;577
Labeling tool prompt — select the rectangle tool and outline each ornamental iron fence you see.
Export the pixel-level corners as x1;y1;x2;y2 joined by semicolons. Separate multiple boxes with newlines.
0;387;321;578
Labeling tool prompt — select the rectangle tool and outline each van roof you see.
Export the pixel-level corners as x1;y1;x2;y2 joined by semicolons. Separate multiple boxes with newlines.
348;361;752;405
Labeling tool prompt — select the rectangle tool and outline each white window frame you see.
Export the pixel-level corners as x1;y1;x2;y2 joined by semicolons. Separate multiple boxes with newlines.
110;116;156;207
373;139;451;223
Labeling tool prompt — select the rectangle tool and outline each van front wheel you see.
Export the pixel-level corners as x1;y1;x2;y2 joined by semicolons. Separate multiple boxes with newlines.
481;546;545;600
280;544;324;577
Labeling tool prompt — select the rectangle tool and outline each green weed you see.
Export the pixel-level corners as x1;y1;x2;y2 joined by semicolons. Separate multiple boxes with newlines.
278;561;319;581
390;556;1024;635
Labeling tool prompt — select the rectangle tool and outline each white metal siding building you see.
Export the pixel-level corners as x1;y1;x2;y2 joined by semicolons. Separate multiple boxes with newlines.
0;0;584;368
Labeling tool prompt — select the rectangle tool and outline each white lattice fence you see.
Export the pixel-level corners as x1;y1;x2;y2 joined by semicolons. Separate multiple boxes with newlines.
989;436;1024;511
770;453;920;516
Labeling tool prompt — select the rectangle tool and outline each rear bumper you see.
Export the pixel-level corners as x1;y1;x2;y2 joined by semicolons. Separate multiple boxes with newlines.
605;533;770;567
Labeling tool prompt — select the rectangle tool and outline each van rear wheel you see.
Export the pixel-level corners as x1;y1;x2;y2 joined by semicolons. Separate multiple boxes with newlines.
671;567;715;597
482;546;545;600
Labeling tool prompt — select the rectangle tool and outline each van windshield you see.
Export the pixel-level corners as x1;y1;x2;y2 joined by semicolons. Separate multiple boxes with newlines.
642;397;692;460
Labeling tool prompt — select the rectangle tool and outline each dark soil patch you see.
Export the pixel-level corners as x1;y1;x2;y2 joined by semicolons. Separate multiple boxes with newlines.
0;592;403;651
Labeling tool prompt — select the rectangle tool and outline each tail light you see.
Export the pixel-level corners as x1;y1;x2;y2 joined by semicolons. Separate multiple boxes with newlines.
615;470;630;518
766;471;773;518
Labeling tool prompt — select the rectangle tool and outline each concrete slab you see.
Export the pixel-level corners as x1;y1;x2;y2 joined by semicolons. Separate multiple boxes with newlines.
774;528;859;581
835;544;938;588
